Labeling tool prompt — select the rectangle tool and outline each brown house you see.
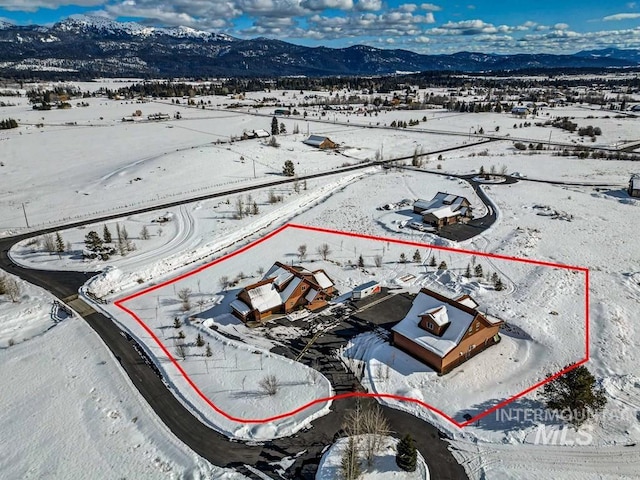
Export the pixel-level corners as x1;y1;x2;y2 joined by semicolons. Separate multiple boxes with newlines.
413;193;473;229
392;288;503;375
231;262;336;323
303;135;338;149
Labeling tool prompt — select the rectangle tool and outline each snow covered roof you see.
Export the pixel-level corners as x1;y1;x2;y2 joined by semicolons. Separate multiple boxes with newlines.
414;192;471;220
279;277;302;303
353;280;379;292
246;283;282;313
253;129;270;138
631;174;640;190
230;299;251;316
420;305;450;327
313;271;334;290
305;288;318;302
303;135;334;147
392;291;476;357
455;295;479;309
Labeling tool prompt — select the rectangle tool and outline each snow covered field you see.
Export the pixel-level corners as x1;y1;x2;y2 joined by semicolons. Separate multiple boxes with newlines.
0;301;245;479
2;82;640;478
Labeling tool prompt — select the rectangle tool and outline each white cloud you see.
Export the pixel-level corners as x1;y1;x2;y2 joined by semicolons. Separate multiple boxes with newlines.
354;0;381;11
603;12;640;21
420;3;441;11
553;22;569;30
1;0;104;12
300;0;353;11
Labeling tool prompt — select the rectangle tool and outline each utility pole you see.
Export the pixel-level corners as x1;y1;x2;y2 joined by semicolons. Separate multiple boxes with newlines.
253;158;256;178
548;130;552;150
21;202;29;228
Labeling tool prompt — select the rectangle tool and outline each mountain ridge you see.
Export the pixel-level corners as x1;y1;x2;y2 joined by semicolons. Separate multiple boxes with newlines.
0;15;638;77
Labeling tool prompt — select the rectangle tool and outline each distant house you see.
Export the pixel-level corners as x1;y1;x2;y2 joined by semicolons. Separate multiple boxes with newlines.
629;174;640;197
303;135;338;150
391;288;503;375
413;193;473;229
274;109;291;116
630;105;640;112
511;106;530;116
231;262;336;323
242;129;270;140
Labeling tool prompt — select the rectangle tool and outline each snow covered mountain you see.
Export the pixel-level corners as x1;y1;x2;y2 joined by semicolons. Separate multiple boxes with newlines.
0;15;638;77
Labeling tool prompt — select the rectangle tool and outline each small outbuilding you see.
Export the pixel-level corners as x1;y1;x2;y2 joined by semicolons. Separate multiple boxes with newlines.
629;174;640;197
352;281;381;300
303;135;337;150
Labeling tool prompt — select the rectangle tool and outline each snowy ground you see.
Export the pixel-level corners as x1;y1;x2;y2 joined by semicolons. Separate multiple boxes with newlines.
0;303;245;479
316;435;429;480
3;83;640;478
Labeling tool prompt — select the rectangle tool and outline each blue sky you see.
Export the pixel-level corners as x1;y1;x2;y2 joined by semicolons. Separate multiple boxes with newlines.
1;0;640;53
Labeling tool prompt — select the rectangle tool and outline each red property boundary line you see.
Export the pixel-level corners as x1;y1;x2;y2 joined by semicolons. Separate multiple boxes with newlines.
114;223;590;429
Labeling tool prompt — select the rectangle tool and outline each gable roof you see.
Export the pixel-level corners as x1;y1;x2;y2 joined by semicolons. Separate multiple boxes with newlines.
414;192;471;220
303;135;334;147
392;288;486;358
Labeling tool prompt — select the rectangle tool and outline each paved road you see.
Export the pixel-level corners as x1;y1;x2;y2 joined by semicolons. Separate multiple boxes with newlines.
0;242;467;479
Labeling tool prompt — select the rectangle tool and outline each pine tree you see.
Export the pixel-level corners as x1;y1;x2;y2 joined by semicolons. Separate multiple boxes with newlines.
396;434;417;472
103;224;112;243
494;276;504;291
271;116;278;135
358;254;364;268
474;264;483;277
539;365;607;427
279;122;286;134
438;260;447;270
140;225;150;240
196;333;205;347
412;249;422;263
283;160;295;176
84;231;103;252
399;253;407;263
205;343;212;357
251;201;259;215
429;256;437;267
55;232;65;256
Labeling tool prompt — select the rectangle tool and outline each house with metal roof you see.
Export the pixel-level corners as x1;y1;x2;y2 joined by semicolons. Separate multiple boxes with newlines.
303;135;337;149
413;192;473;229
231;262;336;323
392;288;503;374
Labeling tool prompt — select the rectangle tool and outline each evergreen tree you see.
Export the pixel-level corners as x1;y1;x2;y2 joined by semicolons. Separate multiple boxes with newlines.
474;264;483;277
412;249;422;263
494;276;504;291
399;253;407;263
438;260;447;270
539;365;607;427
55;232;65;256
205;343;212;357
251;201;259;215
282;160;295;176
429;256;437;267
196;333;205;347
358;254;364;268
271;116;278;135
103;224;112;243
396;434;417;472
140;225;150;240
279;122;286;134
84;231;103;252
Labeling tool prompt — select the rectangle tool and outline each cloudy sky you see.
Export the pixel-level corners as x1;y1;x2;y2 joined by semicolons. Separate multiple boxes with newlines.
1;0;640;53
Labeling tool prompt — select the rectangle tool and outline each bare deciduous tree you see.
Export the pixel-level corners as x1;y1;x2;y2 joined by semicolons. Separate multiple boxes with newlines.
259;374;279;395
297;244;307;261
218;276;230;291
175;340;188;360
317;243;331;261
374;255;383;268
177;288;192;311
140;225;150;240
41;233;56;253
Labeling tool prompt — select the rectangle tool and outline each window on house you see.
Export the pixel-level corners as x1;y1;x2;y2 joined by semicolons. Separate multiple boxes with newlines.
301;285;306;291
427;322;434;330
